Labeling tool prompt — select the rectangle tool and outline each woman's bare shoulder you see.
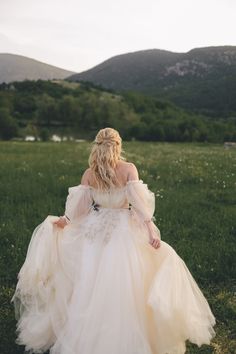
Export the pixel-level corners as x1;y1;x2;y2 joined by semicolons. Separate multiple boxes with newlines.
117;160;135;167
117;160;139;181
81;168;93;185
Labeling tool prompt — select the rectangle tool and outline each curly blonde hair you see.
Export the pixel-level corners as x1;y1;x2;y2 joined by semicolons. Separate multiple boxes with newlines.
88;127;125;190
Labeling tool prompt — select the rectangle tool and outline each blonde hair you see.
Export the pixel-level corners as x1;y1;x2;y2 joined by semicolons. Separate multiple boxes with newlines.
88;127;125;190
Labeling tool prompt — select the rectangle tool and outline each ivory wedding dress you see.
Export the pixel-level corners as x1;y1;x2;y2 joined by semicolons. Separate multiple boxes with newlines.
11;180;216;354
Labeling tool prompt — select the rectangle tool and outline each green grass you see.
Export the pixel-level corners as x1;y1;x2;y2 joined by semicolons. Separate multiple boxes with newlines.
0;141;236;354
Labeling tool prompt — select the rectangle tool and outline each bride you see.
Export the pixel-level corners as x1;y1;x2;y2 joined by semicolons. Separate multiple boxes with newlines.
11;127;216;354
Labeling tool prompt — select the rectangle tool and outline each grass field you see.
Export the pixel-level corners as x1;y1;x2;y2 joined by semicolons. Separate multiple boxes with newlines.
0;141;235;354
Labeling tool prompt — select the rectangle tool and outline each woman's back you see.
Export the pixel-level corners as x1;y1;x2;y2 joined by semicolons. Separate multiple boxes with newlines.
82;160;139;190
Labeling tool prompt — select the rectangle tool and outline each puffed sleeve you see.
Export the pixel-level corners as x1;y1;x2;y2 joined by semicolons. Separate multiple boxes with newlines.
126;180;161;240
126;180;155;222
64;184;93;223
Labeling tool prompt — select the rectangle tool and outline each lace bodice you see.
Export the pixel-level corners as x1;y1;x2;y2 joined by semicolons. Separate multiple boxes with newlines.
64;180;155;224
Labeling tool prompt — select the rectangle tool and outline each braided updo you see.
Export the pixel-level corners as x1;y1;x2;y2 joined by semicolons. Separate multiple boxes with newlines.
88;127;125;190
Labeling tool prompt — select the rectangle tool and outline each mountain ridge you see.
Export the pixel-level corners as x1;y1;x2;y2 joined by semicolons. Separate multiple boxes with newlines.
1;47;236;117
0;53;75;83
68;46;236;117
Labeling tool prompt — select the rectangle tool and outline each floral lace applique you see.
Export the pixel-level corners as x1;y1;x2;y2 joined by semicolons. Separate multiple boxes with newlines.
82;203;122;245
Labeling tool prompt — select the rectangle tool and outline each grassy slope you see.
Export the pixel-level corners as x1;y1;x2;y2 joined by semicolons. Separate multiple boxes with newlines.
0;142;235;354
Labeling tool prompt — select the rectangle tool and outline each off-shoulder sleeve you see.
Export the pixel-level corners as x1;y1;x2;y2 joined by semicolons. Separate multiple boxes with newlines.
126;180;155;222
64;184;93;223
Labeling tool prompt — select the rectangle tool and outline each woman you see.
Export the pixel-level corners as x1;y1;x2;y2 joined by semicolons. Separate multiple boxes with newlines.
11;127;216;354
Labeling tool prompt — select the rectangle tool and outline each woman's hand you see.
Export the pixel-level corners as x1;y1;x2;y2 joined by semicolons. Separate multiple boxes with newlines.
149;235;161;249
53;216;68;229
145;220;161;249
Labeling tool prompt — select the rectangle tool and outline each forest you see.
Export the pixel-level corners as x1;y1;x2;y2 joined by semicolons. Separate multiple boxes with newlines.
0;79;235;142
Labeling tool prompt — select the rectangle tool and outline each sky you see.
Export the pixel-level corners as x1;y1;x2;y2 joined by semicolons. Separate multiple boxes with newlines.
0;0;235;73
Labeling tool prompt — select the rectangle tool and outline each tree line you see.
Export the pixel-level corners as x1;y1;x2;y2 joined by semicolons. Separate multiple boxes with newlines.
0;80;235;142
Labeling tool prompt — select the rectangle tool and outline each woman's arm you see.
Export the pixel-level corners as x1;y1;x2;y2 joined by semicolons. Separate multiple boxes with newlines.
127;163;161;249
144;220;161;249
54;169;92;229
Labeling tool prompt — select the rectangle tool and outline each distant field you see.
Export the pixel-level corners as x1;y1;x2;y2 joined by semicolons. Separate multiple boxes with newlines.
0;141;235;354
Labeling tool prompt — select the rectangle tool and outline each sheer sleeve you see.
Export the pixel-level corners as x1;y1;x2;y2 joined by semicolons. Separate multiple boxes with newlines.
64;184;93;223
126;179;161;240
126;180;155;222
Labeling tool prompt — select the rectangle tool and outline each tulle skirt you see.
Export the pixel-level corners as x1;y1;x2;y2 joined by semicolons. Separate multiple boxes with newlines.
11;208;216;354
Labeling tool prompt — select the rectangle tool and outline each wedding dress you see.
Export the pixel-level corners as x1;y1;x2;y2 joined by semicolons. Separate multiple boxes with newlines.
11;179;216;354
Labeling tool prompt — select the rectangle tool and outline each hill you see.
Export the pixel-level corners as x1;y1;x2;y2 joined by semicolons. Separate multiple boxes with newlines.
0;53;75;83
0;80;235;142
68;46;236;117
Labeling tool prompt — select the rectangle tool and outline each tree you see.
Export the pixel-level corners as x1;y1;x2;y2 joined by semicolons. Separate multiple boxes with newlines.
36;94;58;126
0;108;18;140
39;128;50;141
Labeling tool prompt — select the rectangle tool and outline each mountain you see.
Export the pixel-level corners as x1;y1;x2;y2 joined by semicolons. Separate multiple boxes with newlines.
0;53;75;83
68;46;236;117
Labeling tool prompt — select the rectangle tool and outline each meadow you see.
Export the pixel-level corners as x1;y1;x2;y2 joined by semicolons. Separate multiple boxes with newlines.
0;141;235;354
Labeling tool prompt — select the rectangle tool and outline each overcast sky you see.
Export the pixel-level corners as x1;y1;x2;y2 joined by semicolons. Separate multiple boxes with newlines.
0;0;235;73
